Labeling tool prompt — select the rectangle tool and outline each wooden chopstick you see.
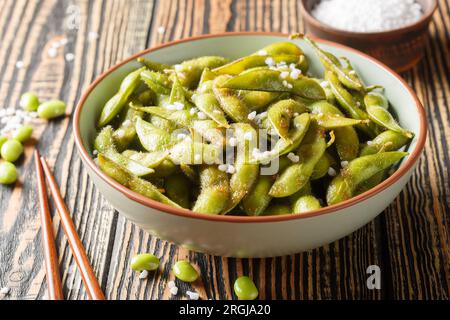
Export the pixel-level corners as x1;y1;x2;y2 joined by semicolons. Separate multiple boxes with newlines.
34;150;64;300
39;155;106;300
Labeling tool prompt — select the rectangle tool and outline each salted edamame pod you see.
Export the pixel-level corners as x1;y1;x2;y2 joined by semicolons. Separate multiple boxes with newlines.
270;122;327;197
220;69;326;101
175;56;229;89
267;99;306;142
326;151;409;205
364;93;413;138
98;154;180;207
192;165;230;214
98;67;146;126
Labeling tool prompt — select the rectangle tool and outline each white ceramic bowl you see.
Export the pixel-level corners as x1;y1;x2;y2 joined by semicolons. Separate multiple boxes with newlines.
74;32;426;257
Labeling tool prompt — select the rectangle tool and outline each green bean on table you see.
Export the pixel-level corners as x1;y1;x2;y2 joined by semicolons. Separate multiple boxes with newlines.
92;38;414;215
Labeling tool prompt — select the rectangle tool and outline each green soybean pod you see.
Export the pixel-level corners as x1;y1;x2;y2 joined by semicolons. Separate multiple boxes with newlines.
20;92;40;111
261;203;292;216
0;161;18;184
131;253;160;271
234;276;259;300
13;125;33;143
173;260;199;282
1;139;23;162
38;99;66;119
241;175;273;216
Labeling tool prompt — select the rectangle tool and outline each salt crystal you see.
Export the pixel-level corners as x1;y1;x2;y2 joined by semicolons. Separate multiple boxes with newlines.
218;164;228;172
174;64;184;72
287;152;300;163
247;111;257;121
15;61;24;69
290;69;301;79
168;281;176;289
88;31;99;41
280;71;289;79
65;53;75;61
157;26;166;34
257;50;268;56
311;0;423;33
226;165;236;174
139;270;149;279
328;167;337;177
169;286;178;295
265;57;275;66
228;137;237;147
186;290;199;300
0;287;10;295
197;111;207;120
48;47;58;58
341;161;349;168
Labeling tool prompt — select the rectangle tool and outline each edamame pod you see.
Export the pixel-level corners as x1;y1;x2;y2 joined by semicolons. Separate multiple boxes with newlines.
192;92;229;127
135;117;172;152
137;56;171;72
98;67;145;126
98;154;180;207
220;69;326;100
175;56;229;89
193;165;230;214
213;75;251;123
165;174;191;208
140;69;171;95
241;175;273;216
267;99;306;141
326;151;409;205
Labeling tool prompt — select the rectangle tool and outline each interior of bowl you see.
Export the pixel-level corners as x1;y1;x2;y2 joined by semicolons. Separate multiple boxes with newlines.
77;34;423;161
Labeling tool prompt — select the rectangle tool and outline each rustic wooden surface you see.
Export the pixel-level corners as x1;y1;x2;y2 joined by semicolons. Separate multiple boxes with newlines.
0;0;448;300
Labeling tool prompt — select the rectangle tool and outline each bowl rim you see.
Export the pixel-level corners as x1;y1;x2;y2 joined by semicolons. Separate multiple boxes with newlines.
299;0;438;37
73;31;427;223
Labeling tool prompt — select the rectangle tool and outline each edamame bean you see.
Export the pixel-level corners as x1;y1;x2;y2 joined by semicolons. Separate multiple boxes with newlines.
193;165;230;214
38;99;66;119
13;125;33;143
1;139;23;162
234;276;259;300
19;92;40;111
0;161;18;184
172;260;199;282
131;253;160;271
293;195;321;213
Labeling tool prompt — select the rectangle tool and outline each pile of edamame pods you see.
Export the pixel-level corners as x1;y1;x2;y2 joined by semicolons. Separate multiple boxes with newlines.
94;35;413;216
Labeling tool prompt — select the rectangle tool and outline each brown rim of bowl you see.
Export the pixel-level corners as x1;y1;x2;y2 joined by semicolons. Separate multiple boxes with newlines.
73;31;427;224
300;0;438;37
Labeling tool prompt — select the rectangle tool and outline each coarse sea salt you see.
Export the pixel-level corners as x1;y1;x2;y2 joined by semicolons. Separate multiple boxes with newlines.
311;0;423;33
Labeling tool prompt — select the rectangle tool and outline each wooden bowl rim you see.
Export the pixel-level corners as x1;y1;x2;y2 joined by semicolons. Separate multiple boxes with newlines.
300;0;438;37
73;32;427;223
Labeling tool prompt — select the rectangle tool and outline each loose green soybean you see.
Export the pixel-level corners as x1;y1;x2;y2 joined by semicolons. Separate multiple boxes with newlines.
173;260;199;282
13;125;33;143
0;161;18;184
1;139;23;162
20;92;40;111
234;276;259;300
131;253;160;271
38;99;66;119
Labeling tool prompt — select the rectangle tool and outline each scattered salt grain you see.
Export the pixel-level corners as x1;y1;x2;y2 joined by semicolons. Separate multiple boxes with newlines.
290;69;301;79
173;101;184;110
226;165;236;174
88;31;99;41
169;286;178;295
15;61;24;69
287;152;300;163
186;291;199;300
218;164;228;172
341;161;349;168
65;53;75;62
320;81;329;88
311;0;423;33
349;70;357;75
189;108;198;115
116;129;125;138
59;38;69;46
197;111;207;120
177;133;187;140
286;83;293;89
122;119;132;127
247;111;257;121
366;140;374;146
194;154;202;162
174;64;184;72
48;47;58;58
257;50;268;56
157;26;166;34
139;270;149;279
327;167;337;177
280;71;289;79
293;112;299;117
93;150;98;156
265;57;275;67
168;281;176;289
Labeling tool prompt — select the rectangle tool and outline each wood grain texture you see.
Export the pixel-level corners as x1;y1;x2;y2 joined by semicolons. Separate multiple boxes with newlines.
0;0;448;300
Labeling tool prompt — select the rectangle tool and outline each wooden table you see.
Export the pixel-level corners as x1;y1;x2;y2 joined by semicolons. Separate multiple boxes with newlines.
0;0;448;300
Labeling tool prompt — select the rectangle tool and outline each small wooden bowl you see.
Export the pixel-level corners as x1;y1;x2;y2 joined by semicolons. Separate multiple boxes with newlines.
300;0;437;72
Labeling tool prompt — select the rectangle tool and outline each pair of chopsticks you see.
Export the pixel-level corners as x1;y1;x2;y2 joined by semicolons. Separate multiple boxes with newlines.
34;150;105;300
